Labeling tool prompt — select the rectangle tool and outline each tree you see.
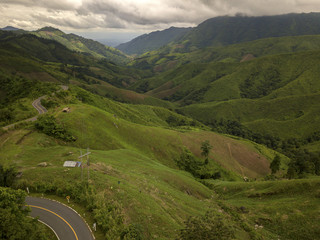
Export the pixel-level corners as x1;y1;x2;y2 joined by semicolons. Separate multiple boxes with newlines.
270;155;281;174
175;149;202;176
0;164;17;187
201;140;212;161
35;114;75;142
0;187;48;239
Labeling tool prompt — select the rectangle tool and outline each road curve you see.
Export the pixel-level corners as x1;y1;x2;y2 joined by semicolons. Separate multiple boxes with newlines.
2;96;47;130
26;197;94;240
32;96;47;114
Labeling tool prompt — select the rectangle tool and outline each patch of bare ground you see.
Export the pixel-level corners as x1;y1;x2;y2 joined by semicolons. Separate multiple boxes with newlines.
240;54;256;62
179;131;270;178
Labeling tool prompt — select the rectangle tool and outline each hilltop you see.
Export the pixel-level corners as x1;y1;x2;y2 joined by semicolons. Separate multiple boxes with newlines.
116;27;192;55
32;27;129;64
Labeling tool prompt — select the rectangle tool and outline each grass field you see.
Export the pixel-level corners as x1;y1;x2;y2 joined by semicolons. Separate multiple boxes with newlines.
0;95;285;239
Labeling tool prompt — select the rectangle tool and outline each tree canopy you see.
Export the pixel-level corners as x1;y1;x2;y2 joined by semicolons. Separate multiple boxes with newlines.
0;187;48;239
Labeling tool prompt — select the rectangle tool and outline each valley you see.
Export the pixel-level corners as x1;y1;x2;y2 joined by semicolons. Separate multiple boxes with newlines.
1;12;320;240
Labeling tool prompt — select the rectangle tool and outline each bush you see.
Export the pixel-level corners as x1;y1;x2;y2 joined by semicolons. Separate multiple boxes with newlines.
0;164;17;187
178;210;234;240
35;114;76;142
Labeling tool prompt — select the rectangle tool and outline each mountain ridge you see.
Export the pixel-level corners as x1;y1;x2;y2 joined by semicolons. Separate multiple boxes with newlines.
116;26;192;55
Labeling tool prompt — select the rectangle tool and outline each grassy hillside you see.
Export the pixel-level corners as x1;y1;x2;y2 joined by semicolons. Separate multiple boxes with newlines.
180;93;320;139
133;50;320;103
0;31;175;126
0;80;290;239
129;49;320;146
130;35;320;72
208;178;320;240
1;93;318;239
33;27;129;64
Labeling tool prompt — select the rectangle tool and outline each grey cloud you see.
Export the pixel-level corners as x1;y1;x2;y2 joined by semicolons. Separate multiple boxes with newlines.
1;0;80;11
2;0;320;32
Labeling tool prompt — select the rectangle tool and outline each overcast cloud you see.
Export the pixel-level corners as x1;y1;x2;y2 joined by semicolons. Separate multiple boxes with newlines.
1;0;320;36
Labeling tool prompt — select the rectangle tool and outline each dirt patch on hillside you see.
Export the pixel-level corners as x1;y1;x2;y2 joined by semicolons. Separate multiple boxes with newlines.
179;131;270;178
121;89;146;101
240;54;256;63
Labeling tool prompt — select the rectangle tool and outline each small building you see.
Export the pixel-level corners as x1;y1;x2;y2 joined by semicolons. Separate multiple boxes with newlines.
63;161;81;167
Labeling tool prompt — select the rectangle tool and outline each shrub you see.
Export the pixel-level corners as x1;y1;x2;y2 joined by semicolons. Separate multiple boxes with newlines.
35;114;76;142
178;210;234;240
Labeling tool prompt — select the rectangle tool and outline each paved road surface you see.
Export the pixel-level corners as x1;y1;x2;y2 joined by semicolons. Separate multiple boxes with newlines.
26;197;94;240
32;96;47;114
2;85;69;130
2;96;47;130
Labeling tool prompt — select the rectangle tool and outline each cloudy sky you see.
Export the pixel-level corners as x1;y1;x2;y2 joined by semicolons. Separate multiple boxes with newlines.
1;0;320;44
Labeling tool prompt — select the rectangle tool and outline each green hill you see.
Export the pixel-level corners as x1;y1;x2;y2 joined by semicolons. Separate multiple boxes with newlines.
177;12;320;51
0;30;173;127
129;49;320;143
130;34;320;72
32;27;129;64
2;83;319;239
0;82;285;239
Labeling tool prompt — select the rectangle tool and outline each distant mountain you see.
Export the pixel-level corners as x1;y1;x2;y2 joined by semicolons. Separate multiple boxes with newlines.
1;26;22;31
32;27;129;64
116;27;192;55
177;12;320;51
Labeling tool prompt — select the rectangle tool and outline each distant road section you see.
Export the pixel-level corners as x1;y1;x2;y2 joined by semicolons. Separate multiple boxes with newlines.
2;85;68;130
26;197;94;240
2;96;47;130
32;96;47;114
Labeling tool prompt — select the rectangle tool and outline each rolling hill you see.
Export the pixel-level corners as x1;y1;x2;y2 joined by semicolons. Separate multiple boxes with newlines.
128;38;320;144
129;34;320;72
0;30;173;126
32;26;129;64
0;77;285;238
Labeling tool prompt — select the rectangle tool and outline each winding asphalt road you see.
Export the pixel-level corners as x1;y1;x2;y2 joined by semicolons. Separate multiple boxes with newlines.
2;85;68;130
26;197;94;240
32;96;47;114
2;96;47;130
